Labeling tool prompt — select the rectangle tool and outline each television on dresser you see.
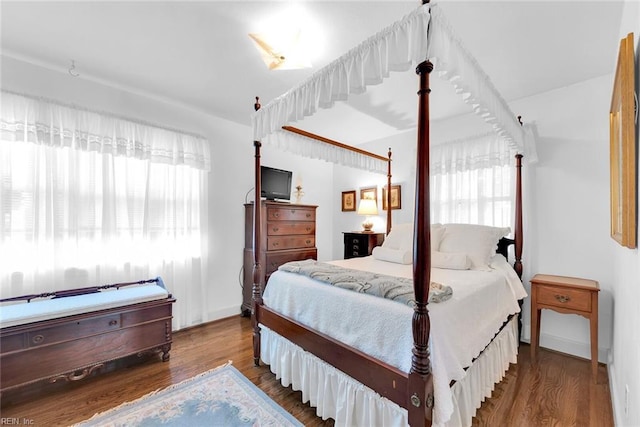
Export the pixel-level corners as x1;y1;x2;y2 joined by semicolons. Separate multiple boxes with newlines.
261;166;292;201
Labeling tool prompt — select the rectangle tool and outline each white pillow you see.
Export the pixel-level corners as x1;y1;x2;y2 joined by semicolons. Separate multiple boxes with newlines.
431;251;471;270
383;223;443;253
438;223;510;270
382;223;413;251
431;224;444;252
372;246;412;264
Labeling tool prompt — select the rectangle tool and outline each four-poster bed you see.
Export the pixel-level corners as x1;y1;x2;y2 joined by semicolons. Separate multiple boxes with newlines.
249;1;532;426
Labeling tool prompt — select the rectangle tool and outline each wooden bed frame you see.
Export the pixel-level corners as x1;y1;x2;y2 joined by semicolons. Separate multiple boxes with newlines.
0;278;175;396
250;4;524;426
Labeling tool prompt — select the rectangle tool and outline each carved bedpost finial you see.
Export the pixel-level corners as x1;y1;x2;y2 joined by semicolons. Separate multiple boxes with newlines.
254;96;261;111
415;60;434;76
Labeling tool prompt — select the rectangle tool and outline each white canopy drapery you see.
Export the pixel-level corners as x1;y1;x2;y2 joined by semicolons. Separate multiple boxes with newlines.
252;3;536;165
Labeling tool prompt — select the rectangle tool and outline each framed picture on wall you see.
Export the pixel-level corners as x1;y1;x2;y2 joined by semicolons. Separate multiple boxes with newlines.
360;186;377;201
341;190;356;212
609;32;636;249
382;185;402;210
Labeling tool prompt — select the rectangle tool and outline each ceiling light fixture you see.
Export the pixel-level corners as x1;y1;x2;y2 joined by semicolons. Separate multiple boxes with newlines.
249;5;321;71
249;29;311;70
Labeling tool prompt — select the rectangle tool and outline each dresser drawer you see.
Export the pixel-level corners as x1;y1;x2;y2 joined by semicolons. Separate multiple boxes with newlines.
265;249;317;275
536;285;592;312
267;235;315;251
267;207;316;222
267;221;315;236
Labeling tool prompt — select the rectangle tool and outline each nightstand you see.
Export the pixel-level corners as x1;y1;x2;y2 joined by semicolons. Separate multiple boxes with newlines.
343;231;385;259
530;274;600;382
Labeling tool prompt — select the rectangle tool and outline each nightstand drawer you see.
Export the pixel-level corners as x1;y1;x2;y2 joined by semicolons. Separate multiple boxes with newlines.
342;232;385;259
536;285;591;312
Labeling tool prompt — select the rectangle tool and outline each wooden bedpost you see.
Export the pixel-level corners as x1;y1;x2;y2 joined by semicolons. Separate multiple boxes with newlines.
252;139;263;367
252;98;263;367
408;59;434;427
387;147;393;235
514;153;524;278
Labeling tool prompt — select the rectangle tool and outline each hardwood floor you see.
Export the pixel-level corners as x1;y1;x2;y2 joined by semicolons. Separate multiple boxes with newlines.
1;315;614;426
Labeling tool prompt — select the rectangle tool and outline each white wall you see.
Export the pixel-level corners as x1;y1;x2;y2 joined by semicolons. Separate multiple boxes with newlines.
509;75;616;364
608;2;640;425
0;56;335;325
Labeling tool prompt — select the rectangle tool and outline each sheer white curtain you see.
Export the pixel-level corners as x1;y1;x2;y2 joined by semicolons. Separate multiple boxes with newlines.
0;92;210;330
431;133;516;229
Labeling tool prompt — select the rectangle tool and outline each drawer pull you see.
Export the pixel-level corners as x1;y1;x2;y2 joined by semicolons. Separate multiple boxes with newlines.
109;319;118;326
291;209;296;214
306;213;311;218
306;227;311;232
305;239;311;244
555;294;571;303
272;242;279;247
272;227;279;232
32;334;44;344
273;212;279;218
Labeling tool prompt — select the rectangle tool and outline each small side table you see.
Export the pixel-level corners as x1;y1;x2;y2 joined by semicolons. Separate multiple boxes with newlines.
530;274;600;382
343;231;385;259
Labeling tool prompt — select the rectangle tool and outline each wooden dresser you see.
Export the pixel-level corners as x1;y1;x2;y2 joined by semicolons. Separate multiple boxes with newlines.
242;201;318;316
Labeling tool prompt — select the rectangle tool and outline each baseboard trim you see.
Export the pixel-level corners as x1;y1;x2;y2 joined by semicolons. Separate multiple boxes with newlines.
521;328;607;363
608;362;625;426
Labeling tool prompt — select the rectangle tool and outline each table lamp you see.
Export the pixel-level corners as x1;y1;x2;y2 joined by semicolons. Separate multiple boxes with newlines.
357;198;378;232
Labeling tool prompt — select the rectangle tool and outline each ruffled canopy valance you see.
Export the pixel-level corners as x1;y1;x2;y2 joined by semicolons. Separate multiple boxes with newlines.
1;91;211;171
252;3;537;169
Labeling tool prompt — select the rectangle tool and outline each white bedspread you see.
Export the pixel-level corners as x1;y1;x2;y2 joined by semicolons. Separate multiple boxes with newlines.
262;254;526;425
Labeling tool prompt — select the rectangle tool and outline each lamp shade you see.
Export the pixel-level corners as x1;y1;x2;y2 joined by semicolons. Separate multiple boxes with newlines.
357;198;378;215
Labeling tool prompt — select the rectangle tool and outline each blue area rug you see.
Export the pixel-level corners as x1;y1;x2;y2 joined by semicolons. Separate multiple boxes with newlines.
76;362;303;427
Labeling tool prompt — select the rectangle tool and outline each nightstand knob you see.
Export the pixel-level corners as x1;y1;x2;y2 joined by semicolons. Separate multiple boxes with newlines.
555;294;571;303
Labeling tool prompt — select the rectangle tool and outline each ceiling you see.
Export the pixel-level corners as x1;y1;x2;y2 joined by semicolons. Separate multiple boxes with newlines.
0;1;625;144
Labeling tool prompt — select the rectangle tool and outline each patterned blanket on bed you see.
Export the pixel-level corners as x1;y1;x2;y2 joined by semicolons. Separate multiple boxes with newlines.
278;259;452;306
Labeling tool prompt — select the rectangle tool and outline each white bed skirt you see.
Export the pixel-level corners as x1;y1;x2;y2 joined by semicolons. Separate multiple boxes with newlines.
260;316;519;427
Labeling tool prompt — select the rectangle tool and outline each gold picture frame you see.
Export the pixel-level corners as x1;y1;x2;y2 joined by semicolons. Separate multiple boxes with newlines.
341;190;356;212
360;187;377;201
382;184;402;210
609;32;636;248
